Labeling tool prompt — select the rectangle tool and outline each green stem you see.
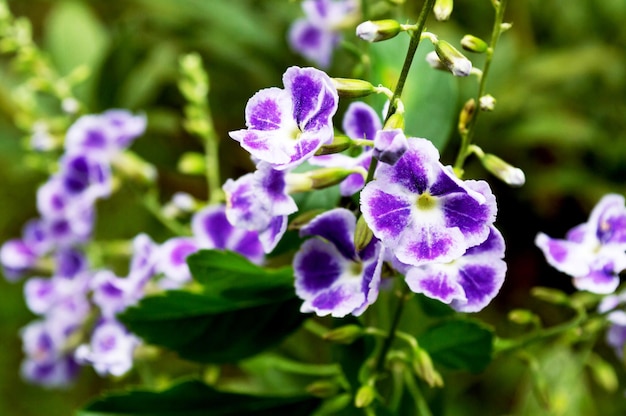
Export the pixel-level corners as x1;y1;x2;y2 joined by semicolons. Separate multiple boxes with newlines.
374;289;410;373
453;0;509;173
403;366;433;416
203;116;224;204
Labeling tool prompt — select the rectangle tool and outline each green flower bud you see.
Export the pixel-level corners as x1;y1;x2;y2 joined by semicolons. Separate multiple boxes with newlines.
306;167;366;190
354;385;376;408
113;151;157;184
356;19;402;43
383;112;405;130
434;39;472;77
288;209;326;230
508;309;540;326
331;78;376;98
461;34;489;53
323;324;364;344
458;98;476;135
306;380;341;398
412;348;443;388
354;214;374;253
315;134;353;155
479;153;525;187
178;151;205;175
434;0;453;21
587;354;619;393
531;287;570;306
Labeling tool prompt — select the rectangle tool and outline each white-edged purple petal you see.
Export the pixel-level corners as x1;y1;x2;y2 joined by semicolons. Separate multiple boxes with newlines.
24;278;58;315
91;270;144;318
58;153;111;202
55;248;87;278
101;109;147;149
405;226;507;312
288;19;337;69
587;194;626;245
300;208;357;260
20;355;79;389
127;233;158;286
75;319;139;377
156;237;198;286
342;101;381;141
373;128;408;165
258;215;288;253
1;239;38;280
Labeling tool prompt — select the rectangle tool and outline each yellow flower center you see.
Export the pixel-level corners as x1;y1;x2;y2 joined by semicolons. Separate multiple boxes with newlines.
417;192;437;210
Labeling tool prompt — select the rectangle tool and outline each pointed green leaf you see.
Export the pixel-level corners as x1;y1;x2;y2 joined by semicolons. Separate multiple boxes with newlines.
78;379;321;416
419;319;494;373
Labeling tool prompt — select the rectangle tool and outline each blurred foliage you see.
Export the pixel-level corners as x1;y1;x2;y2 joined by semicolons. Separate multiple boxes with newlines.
1;0;626;415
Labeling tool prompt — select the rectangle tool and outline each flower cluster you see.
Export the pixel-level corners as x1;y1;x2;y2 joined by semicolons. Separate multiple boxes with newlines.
225;65;506;317
288;0;359;68
0;110;149;387
536;194;626;294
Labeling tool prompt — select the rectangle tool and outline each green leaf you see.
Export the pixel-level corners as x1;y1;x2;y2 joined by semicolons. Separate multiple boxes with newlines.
78;379;321;416
369;36;458;151
419;319;494;373
119;250;305;363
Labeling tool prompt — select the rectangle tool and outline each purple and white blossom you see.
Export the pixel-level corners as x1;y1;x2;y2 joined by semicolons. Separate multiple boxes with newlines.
294;208;384;317
288;0;359;69
360;137;497;266
75;319;140;377
65;110;146;158
229;66;338;171
156;237;199;288
535;194;626;294
403;226;506;312
373;128;408;165
223;162;298;253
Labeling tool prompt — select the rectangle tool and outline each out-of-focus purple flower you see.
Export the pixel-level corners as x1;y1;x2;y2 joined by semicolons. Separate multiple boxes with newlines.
223;163;298;253
156;237;199;288
20;319;80;388
373;128;408;165
294;208;383;317
360;137;496;266
192;204;265;264
75;319;139;377
1;239;38;281
58;153;112;203
403;226;506;312
311;101;381;196
229;66;338;171
288;0;359;69
91;270;146;318
65;110;146;157
127;233;159;285
599;291;626;359
24;272;90;316
535;194;626;294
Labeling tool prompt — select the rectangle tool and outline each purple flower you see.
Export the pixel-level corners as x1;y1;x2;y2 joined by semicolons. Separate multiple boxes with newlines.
223;163;298;252
360;138;497;266
1;239;38;281
403;226;506;312
91;270;147;318
65;110;146;157
127;233;159;285
288;0;359;68
156;237;199;288
58;153;112;203
20;319;80;388
311;101;381;196
229;66;338;171
294;208;383;317
373;128;408;165
599;292;626;359
535;194;626;294
75;319;139;377
192;204;265;264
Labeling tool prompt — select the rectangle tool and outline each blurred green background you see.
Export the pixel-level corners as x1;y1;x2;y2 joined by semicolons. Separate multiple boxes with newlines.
0;0;625;414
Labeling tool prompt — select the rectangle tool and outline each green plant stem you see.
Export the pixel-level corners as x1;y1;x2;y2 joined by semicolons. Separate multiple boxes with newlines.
403;367;433;416
203;117;223;204
374;289;410;373
453;0;509;173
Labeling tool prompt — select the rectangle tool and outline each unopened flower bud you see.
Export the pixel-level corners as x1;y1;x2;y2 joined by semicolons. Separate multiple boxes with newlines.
306;167;367;190
113;151;157;183
479;153;525;187
508;309;540;325
178;151;205;175
331;78;376;98
413;348;443;388
354;214;374;253
354;385;376;408
306;380;341;398
531;287;570;306
356;20;402;43
323;324;364;344
315;134;353;155
433;0;453;21
288;209;326;230
434;40;472;77
458;98;476;135
425;51;446;71
500;22;513;33
460;35;489;53
383;112;405;130
479;94;496;111
587;353;619;393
